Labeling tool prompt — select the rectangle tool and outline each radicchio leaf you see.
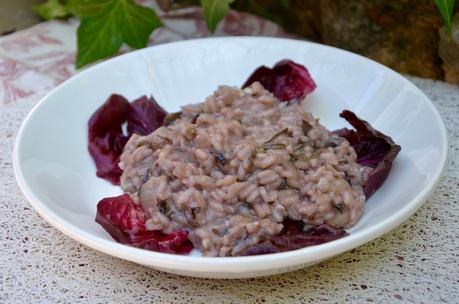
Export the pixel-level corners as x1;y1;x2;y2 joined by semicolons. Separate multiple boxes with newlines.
127;95;167;136
240;220;348;256
334;110;401;198
88;94;130;185
88;94;167;184
242;59;317;101
96;194;193;254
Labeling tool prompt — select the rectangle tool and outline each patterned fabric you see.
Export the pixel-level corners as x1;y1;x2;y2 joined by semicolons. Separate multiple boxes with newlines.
0;3;290;105
1;77;457;303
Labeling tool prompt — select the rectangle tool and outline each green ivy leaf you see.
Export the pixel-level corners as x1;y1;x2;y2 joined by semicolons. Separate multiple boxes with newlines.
434;0;456;36
75;0;162;69
66;0;111;17
200;0;234;33
32;0;69;20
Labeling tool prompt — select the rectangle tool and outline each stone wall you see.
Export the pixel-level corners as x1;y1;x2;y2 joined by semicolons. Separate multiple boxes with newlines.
232;0;459;85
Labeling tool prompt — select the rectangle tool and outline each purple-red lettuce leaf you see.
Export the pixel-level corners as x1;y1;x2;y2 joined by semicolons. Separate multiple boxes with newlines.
88;94;168;184
88;94;131;185
334;110;401;198
127;95;167;136
241;220;348;256
242;59;317;101
96;194;193;254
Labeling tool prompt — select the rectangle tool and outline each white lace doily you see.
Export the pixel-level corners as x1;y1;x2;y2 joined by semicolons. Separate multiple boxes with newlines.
0;77;457;303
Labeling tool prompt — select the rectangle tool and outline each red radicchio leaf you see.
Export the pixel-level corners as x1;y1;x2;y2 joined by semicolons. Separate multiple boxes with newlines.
240;220;348;256
88;94;131;185
334;110;401;198
127;95;167;136
88;94;167;185
96;194;193;254
242;59;317;101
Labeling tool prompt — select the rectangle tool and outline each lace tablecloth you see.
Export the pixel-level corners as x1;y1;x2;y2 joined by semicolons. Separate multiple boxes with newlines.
1;3;458;304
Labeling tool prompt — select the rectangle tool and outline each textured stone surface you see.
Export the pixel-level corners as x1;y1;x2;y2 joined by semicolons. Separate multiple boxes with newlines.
0;77;458;303
319;0;444;79
236;0;452;81
439;14;459;86
0;0;42;35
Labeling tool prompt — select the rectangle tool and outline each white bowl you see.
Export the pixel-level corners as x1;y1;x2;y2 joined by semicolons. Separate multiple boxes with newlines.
13;37;447;278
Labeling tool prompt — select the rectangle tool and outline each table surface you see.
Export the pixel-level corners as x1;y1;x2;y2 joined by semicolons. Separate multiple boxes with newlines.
1;3;458;304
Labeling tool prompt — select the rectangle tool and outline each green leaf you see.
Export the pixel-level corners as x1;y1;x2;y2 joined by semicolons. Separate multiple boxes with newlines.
75;0;162;69
200;0;234;33
76;15;123;69
66;0;112;17
434;0;456;36
121;3;162;48
32;0;69;20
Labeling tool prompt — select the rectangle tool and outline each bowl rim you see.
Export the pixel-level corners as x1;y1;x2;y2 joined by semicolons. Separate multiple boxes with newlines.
13;36;448;275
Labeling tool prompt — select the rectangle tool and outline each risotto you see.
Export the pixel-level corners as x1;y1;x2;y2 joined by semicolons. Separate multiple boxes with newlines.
118;82;371;257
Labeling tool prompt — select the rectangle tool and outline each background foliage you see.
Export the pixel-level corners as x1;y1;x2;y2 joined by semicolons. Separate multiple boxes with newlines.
33;0;457;69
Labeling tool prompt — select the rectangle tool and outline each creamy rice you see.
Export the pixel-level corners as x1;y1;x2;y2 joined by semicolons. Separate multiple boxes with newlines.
119;82;370;256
